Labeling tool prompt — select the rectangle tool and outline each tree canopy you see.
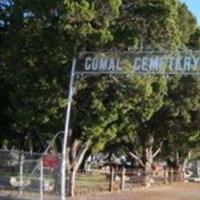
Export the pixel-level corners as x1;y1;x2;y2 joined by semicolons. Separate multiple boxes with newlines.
1;0;200;195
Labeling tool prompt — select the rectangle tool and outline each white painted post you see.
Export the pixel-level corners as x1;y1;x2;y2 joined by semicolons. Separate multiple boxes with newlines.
61;58;76;200
40;159;44;200
19;153;24;199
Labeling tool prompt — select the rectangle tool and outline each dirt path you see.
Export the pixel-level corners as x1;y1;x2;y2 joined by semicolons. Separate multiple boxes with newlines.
71;183;200;200
1;183;200;200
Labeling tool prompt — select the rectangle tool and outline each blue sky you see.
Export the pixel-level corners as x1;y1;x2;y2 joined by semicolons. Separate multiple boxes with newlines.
180;0;200;25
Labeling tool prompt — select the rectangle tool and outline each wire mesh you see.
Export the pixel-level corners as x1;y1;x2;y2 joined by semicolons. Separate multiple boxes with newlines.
0;149;185;200
0;150;21;198
0;150;61;200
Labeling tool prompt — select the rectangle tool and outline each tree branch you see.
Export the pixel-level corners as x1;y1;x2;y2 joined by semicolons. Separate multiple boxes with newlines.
152;141;163;159
74;140;91;171
129;151;145;167
183;151;192;166
152;147;161;159
71;139;80;162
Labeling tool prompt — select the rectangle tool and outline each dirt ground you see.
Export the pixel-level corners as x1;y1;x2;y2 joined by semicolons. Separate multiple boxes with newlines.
1;183;200;200
71;183;200;200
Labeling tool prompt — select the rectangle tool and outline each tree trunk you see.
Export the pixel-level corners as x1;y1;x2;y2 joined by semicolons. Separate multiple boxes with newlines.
178;164;185;181
178;157;190;182
168;151;190;182
65;139;91;197
68;169;76;197
130;136;162;187
143;147;153;187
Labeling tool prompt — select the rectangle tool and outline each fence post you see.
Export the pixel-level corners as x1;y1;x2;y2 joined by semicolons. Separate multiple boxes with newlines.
180;169;185;182
40;159;44;200
164;168;168;184
109;167;115;192
170;168;173;183
19;153;24;199
120;167;125;191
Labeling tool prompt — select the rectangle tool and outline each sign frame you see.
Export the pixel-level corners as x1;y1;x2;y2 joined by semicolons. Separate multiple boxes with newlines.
61;51;200;200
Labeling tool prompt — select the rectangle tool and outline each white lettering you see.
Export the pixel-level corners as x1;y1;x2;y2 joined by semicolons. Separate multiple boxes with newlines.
174;57;183;71
116;58;121;71
192;56;200;71
149;57;160;71
183;57;192;72
108;58;116;71
85;57;92;70
83;54;200;74
141;57;149;71
92;58;99;70
134;57;142;71
99;58;108;71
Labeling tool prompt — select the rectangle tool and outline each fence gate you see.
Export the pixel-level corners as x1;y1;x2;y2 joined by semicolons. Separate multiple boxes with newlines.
0;150;61;200
19;153;61;200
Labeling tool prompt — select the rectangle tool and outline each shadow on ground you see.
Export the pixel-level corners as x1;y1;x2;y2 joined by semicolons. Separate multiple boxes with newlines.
0;196;29;200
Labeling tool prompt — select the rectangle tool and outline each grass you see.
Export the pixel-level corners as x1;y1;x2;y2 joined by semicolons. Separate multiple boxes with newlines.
75;173;110;193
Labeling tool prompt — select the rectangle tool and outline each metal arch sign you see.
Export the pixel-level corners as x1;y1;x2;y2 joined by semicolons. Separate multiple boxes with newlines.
75;51;200;75
61;50;200;200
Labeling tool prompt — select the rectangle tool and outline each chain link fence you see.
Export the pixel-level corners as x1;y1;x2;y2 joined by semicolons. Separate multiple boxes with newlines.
0;149;187;200
0;149;21;199
0;150;61;200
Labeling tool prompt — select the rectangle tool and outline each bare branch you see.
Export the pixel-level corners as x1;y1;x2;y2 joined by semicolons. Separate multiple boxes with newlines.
135;150;140;157
152;148;161;159
129;152;145;167
183;151;192;166
74;140;91;171
152;141;163;158
71;139;81;162
130;152;139;160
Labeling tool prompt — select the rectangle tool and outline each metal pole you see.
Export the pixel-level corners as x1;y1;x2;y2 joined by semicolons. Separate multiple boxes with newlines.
24;131;64;180
40;159;44;200
19;153;24;199
44;131;64;155
61;58;76;200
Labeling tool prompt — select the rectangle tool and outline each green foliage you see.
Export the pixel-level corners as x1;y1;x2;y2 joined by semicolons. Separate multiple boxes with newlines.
61;0;121;51
177;2;197;47
1;0;200;167
187;28;200;50
112;0;184;50
156;76;200;164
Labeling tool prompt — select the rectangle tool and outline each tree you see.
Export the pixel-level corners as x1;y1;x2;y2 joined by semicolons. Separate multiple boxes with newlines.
59;1;122;196
117;75;167;185
111;0;183;51
177;2;197;47
187;28;200;50
0;0;68;151
153;75;200;181
1;0;200;195
102;0;199;186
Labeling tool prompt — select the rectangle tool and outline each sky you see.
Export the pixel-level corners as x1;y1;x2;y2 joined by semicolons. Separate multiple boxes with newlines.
180;0;200;25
